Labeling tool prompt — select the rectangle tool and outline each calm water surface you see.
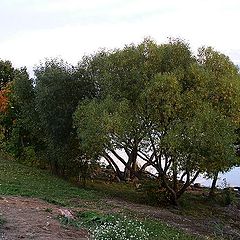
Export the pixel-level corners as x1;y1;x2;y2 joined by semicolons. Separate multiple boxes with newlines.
197;167;240;187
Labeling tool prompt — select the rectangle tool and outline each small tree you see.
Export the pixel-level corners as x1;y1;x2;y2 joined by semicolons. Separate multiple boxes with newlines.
34;58;96;175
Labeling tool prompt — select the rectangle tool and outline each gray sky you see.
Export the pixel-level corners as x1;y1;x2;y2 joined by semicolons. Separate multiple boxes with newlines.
0;0;240;71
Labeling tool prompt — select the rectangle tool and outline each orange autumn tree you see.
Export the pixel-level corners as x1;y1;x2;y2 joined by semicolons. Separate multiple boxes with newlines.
0;60;15;147
0;84;12;113
0;60;15;113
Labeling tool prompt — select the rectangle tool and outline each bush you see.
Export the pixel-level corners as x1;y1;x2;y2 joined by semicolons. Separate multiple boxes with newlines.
138;180;168;205
19;146;39;166
218;178;236;206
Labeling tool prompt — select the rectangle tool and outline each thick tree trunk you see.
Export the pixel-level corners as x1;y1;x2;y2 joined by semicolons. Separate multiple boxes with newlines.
176;170;200;199
209;172;218;197
172;159;178;192
104;154;125;181
169;192;179;206
130;145;138;179
111;149;139;181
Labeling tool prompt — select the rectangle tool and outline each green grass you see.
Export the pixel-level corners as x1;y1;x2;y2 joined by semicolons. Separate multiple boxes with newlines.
177;191;237;218
0;156;98;205
0;155;204;239
143;219;200;240
86;180;145;202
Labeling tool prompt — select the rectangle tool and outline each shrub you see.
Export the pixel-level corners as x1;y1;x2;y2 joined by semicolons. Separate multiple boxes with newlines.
138;180;168;205
219;178;236;206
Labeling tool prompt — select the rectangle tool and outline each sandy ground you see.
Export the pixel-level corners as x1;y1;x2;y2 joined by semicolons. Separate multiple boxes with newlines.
0;196;89;240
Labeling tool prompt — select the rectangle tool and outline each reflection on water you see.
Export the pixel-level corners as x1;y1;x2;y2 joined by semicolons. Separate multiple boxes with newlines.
196;167;240;187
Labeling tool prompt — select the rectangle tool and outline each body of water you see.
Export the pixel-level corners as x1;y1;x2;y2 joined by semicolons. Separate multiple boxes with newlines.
196;167;240;187
102;152;240;187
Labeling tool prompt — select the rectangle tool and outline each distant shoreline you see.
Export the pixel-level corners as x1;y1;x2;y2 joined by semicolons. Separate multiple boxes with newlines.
196;167;240;187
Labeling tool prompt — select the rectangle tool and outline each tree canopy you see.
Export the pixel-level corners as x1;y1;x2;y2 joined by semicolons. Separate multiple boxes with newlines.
74;39;240;204
0;39;240;205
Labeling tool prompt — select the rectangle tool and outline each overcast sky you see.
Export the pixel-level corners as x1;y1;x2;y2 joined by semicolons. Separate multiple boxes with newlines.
0;0;240;72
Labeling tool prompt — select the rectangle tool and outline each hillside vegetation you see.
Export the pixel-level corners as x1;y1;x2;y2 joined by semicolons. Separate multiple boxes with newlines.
0;38;240;239
0;155;204;240
0;39;239;206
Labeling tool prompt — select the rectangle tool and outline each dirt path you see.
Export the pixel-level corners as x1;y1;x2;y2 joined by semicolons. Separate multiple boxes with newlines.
0;196;240;239
0;196;89;240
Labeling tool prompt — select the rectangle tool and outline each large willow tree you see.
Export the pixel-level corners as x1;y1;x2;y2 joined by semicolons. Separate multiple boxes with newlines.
74;39;240;204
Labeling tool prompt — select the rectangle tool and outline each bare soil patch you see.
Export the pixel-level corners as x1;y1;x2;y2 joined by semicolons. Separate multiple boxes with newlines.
0;196;89;240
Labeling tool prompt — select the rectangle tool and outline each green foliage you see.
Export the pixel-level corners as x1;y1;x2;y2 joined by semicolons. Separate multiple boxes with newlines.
35;59;76;145
33;58;96;174
0;38;240;206
0;59;15;90
18;146;39;166
0;67;40;165
34;58;96;145
142;72;182;125
77;211;111;225
221;188;233;206
74;39;240;204
165;104;237;172
74;99;109;157
138;180;168;205
218;179;237;206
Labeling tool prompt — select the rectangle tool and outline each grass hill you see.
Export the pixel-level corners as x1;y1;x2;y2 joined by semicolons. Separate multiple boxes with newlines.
0;155;239;239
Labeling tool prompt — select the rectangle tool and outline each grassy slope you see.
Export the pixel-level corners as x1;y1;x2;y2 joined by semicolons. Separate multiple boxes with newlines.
0;156;97;205
0;156;200;240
